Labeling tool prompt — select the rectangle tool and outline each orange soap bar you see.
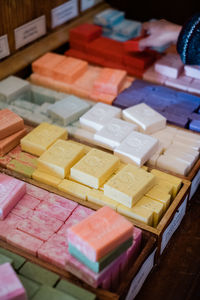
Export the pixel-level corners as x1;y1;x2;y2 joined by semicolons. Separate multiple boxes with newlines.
0;109;24;140
32;52;66;77
52;57;88;83
93;68;127;96
67;206;133;262
0;128;27;156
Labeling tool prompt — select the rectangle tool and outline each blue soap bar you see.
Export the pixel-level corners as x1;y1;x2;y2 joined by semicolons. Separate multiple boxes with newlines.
94;9;125;27
189;120;200;132
189;113;200;121
162;111;189;128
112;19;141;38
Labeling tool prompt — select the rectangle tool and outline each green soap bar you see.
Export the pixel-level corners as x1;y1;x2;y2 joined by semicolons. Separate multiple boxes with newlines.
7;159;36;178
32;285;76;300
56;279;96;300
0;248;26;270
19;262;60;286
68;237;133;273
19;275;40;299
13;99;39;112
0;253;13;265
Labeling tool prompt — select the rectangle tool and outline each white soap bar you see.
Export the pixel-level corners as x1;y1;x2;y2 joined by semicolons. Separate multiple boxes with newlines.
114;131;159;166
47;96;91;126
94;118;138;150
188;79;200;95
156;154;190;176
79;102;121;132
184;65;200;79
164;149;197;168
123;103;166;134
154;53;184;78
165;75;192;91
167;144;199;160
147;142;164;166
0;76;31;102
67;126;104;148
174;135;200;151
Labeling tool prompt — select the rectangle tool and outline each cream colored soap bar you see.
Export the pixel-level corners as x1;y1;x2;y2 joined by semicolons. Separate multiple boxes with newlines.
37;139;85;179
70;148;120;189
156;154;190;176
20;122;67;156
151;169;182;198
117;204;153;226
58;179;91;200
32;170;62;188
104;164;155;208
87;189;119;210
135;196;164;227
146;186;171;211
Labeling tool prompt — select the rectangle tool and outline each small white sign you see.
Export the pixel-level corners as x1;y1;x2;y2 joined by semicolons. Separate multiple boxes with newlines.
14;15;46;50
126;248;157;300
189;169;200;200
160;195;188;254
0;35;10;59
51;0;78;28
81;0;103;12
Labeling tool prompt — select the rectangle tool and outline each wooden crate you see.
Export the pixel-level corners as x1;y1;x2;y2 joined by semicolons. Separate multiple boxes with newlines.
0;225;156;300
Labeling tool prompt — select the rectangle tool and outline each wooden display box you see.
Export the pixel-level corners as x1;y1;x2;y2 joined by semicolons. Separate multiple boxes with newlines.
0;227;156;300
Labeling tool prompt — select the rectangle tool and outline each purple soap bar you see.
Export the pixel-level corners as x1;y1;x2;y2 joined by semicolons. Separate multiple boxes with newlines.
162;111;189;128
189;113;200;121
189;120;200;132
164;106;190;116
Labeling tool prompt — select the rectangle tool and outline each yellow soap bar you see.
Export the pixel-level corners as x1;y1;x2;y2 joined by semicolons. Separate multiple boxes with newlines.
21;123;67;156
58;179;91;200
151;169;182;198
32;169;62;188
154;178;173;196
87;189;119;210
70;148;120;189
135;196;164;227
114;162;126;174
37;139;85;179
146;186;171;211
104;164;155;208
142;165;148;171
67;139;92;154
117;204;153;226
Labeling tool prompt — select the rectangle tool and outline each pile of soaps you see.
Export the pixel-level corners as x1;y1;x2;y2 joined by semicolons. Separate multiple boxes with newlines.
144;53;200;97
65;22;159;78
30;52;133;104
0;248;96;300
0;108;27;156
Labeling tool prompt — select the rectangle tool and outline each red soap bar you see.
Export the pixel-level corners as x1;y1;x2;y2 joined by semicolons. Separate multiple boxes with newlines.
0;128;27;156
70;39;87;52
65;49;89;61
124;38;142;53
0;109;24;140
69;23;102;42
124;51;156;70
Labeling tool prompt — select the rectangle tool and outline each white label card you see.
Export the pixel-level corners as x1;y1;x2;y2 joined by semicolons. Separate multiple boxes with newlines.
14;16;46;50
126;248;157;300
160;195;188;254
189;169;200;200
51;0;78;28
81;0;103;12
0;35;10;59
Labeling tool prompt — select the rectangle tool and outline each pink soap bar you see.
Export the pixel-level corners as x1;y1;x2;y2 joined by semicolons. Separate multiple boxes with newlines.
89;90;116;105
0;109;24;140
67;206;133;262
155;53;184;78
36;201;72;222
28;210;63;232
7;229;43;256
25;183;49;201
93;68;127;96
47;193;78;212
0;262;27;300
0;173;26;220
74;66;101;94
38;234;70;268
0;213;23;241
17;218;54;241
11;204;34;219
18;194;40;209
72;205;94;220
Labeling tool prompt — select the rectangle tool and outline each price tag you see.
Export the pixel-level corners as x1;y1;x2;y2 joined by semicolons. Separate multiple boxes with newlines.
0;35;10;59
15;16;46;50
51;0;78;28
126;248;157;300
81;0;103;12
160;195;188;254
189;169;200;200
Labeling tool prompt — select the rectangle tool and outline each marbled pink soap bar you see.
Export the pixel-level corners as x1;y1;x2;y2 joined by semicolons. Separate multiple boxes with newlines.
0;213;23;241
36;201;72;222
0;262;27;300
18;194;40;210
28;210;63;232
72;205;94;219
11;204;34;219
0;173;26;220
25;183;49;201
47;193;78;212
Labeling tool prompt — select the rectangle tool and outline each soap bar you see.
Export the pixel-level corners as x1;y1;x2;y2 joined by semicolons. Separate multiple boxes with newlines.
20;122;67;156
18;275;40;299
87;189;119;210
184;65;200;79
26;183;49;201
47;96;90;126
32;170;62;187
94;118;137;150
117;204;153;226
165;75;192;91
18;194;40;210
0;263;27;300
0;252;13;265
70;23;102;42
155;53;184;78
8;149;37;168
0;248;26;270
156;154;190;176
11;204;34;219
58;179;91;200
70;148;120;188
0;75;30;102
122;103;166;134
114;131;159;166
0;109;24;140
146;186;171;211
93;68;127;96
104;164;155;208
29;210;63;232
67;206;133;261
0;213;23;241
0;173;26;220
143;65;168;85
37;139;85;178
80;103;121;132
0;154;12;167
7;159;36;178
47;193;78;212
31;285;74;300
36;201;72;222
0;128;27;156
13;98;39;112
94;9;125;26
